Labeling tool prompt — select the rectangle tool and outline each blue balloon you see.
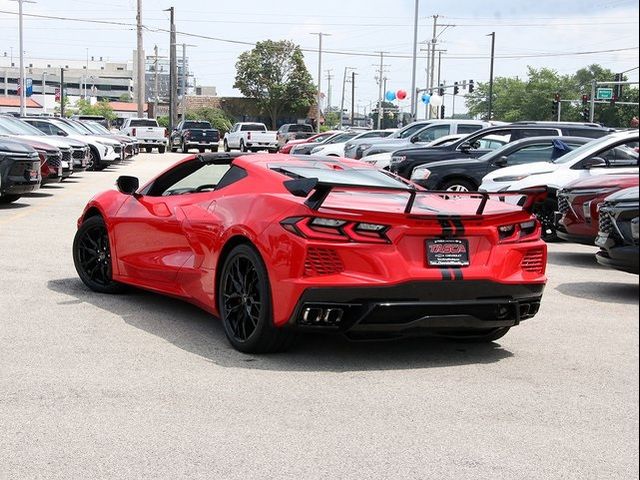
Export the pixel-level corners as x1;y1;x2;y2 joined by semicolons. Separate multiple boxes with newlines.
385;90;396;101
421;93;431;104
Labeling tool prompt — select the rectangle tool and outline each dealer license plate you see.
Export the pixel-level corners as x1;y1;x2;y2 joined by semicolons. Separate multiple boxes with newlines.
426;239;470;267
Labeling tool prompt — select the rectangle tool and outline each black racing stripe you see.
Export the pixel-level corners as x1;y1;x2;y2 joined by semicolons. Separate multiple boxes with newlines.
440;268;453;280
451;217;465;236
451;268;463;280
437;215;455;237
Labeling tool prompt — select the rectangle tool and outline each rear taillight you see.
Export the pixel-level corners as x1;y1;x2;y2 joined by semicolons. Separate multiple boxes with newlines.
281;217;390;243
164;128;168;137
131;127;136;137
247;131;252;140
498;219;541;243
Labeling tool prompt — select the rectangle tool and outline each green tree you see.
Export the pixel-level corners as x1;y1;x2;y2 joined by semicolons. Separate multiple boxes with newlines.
234;40;316;129
75;98;117;121
465;64;638;127
118;93;133;102
185;107;235;135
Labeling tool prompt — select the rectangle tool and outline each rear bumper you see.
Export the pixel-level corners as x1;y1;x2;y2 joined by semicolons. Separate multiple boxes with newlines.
287;280;545;336
596;247;639;274
139;139;168;148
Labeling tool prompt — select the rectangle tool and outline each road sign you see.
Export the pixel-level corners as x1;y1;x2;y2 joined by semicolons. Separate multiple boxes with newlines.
25;78;33;97
596;88;614;100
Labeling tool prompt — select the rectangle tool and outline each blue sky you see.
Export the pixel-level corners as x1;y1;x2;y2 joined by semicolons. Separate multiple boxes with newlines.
0;0;638;114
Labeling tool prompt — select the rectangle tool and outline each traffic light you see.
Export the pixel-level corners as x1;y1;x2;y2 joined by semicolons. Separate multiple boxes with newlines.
551;100;559;116
438;83;445;96
453;82;459;95
581;94;588;105
614;73;623;99
468;80;474;93
440;105;445;119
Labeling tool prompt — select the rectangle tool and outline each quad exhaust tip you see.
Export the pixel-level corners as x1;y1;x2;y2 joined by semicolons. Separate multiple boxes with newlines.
300;307;344;326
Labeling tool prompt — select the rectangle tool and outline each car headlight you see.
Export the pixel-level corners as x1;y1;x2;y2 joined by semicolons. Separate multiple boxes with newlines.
632;217;639;240
390;155;406;166
493;174;530;182
411;166;431;181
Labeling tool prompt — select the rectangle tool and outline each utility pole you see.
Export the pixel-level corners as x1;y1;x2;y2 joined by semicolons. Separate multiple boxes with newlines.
175;43;195;118
375;51;388;129
409;0;420;121
11;0;35;117
350;71;357;127
136;0;145;117
60;68;65;117
41;71;47;114
310;33;331;133
429;15;438;96
339;67;355;129
487;32;495;120
325;69;333;111
153;45;160;108
164;7;177;129
589;79;596;122
424;42;430;119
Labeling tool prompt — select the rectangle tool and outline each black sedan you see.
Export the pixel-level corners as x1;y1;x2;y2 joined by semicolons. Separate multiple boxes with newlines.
410;136;591;191
0;137;41;204
595;186;639;274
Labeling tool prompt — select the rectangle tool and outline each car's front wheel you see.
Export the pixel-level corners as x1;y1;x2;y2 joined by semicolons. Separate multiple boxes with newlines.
73;216;125;294
218;244;294;353
533;198;558;242
440;178;475;192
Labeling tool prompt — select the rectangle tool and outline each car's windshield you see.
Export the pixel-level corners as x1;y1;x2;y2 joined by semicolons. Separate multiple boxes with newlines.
83;123;105;134
0;117;43;135
394;123;431;139
68;121;94;134
50;120;77;135
287;124;313;132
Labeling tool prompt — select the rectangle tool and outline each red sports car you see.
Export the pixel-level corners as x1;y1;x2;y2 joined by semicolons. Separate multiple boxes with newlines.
73;153;547;353
557;174;639;244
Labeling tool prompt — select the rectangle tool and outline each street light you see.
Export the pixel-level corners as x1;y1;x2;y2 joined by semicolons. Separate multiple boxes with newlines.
10;0;36;117
310;32;331;133
172;42;196;118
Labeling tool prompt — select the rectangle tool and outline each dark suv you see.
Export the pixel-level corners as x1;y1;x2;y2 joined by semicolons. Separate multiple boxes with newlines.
389;122;613;179
1;138;41;204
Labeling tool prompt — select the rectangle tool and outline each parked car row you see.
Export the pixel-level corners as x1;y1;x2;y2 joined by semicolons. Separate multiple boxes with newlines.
0;115;141;204
278;120;638;273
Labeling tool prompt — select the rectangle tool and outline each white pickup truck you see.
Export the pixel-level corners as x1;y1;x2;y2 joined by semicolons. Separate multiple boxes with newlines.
223;122;278;153
120;118;168;154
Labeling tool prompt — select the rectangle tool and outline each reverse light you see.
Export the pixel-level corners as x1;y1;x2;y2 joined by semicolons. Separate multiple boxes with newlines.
131;127;137;137
281;217;389;243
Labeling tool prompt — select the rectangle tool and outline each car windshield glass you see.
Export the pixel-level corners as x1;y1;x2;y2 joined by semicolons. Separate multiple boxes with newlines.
87;123;111;134
183;121;212;129
129;119;158;127
552;135;616;164
84;122;106;134
49;120;77;135
0;117;43;135
69;121;94;134
477;141;520;161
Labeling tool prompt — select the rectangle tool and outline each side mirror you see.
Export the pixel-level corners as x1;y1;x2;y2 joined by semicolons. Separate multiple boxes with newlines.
56;131;67;136
582;156;607;169
410;135;419;143
493;156;508;167
117;175;139;195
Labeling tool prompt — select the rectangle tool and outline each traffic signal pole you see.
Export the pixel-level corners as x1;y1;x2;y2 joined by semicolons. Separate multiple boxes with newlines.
589;79;596;122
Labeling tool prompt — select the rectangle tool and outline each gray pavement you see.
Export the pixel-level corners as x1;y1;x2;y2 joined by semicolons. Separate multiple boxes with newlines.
1;153;638;479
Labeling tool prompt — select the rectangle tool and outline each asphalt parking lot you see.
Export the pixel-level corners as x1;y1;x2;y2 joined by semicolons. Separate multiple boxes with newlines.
1;152;638;479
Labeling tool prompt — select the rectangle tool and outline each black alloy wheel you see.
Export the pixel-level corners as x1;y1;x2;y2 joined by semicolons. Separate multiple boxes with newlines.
218;244;293;353
73;216;124;294
533;198;559;242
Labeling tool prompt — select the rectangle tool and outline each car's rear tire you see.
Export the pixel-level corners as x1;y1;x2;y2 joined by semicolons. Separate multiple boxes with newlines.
182;141;189;153
239;140;247;152
447;327;511;343
158;146;166;154
210;146;219;152
73;216;125;294
218;244;294;353
440;178;476;192
0;194;21;204
145;147;152;153
223;140;230;152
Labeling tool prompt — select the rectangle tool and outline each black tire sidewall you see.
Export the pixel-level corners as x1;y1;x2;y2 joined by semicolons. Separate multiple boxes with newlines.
72;216;123;294
218;245;274;352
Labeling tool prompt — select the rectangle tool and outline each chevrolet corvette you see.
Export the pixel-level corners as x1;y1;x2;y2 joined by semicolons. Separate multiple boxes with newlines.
73;153;547;353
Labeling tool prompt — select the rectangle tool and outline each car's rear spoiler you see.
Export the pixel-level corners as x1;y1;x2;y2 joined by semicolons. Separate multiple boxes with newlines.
283;177;547;215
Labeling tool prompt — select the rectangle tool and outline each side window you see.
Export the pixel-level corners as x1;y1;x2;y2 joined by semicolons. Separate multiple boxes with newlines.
511;128;557;141
505;144;555;165
598;141;639;167
465;130;512;150
416;124;450;142
146;162;234;196
29;121;51;135
399;123;428;138
565;128;606;139
457;124;483;134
